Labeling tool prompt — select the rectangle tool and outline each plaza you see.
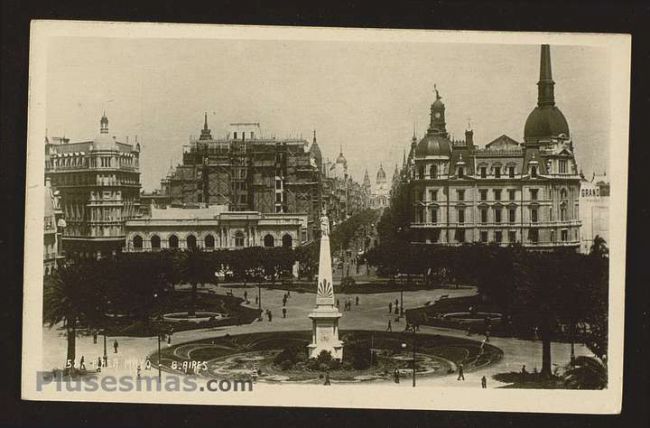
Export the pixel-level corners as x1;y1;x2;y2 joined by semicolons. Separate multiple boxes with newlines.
42;283;592;388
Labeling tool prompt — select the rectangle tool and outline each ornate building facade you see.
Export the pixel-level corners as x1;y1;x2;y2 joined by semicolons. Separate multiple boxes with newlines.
370;163;390;209
124;205;307;252
402;45;581;249
44;114;142;259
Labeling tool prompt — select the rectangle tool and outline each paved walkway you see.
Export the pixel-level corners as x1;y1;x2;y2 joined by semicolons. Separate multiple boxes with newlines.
41;285;592;388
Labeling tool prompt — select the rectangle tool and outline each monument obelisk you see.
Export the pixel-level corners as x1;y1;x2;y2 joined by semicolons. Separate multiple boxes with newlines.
307;210;343;360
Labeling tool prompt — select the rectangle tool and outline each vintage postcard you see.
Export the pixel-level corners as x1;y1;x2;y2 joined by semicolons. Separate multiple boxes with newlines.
22;20;630;413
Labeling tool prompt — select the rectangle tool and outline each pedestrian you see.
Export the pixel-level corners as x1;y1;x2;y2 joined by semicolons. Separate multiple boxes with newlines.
480;338;487;354
355;296;359;306
394;368;400;383
457;363;465;381
267;310;272;322
481;376;487;389
287;290;291;297
93;333;98;344
244;291;248;301
113;340;119;353
387;319;392;332
324;371;331;386
282;307;287;318
388;302;392;314
395;298;399;308
336;299;340;308
521;365;528;374
168;334;172;345
485;328;490;343
79;356;85;370
97;357;102;368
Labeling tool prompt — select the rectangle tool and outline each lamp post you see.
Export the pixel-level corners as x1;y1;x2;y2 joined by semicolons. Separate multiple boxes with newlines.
153;292;162;381
402;327;416;387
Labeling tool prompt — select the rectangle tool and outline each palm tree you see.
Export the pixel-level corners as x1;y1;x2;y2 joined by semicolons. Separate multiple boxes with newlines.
43;262;102;371
590;235;609;259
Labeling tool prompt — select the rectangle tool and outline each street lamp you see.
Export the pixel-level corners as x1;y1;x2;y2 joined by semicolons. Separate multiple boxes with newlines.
402;327;417;387
153;292;162;381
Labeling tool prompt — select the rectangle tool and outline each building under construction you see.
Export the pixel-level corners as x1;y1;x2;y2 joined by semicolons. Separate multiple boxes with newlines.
161;116;322;240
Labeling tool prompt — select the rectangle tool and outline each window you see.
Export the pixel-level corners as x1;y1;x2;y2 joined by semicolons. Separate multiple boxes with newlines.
430;207;438;224
480;231;488;243
276;193;283;203
495;231;503;243
480;189;488;201
480;208;488;224
187;235;197;250
457;189;465;201
233;132;238;139
240;195;247;204
430;164;437;178
418;165;425;180
559;159;567;174
282;234;293;249
561;229;568;242
133;235;143;250
457;208;465;224
204;235;215;249
531;208;538;223
264;234;275;247
494;189;502;201
275;178;282;190
508;230;517;243
235;231;245;248
531;166;538;178
508;189;516;201
508;166;516;178
529;228;539;244
509;208;516;223
168;235;179;249
455;229;465;243
530;189;538;201
480;166;487;178
429;189;438;201
560;203;567;221
494;167;501;179
494;207;502;223
458;167;465;178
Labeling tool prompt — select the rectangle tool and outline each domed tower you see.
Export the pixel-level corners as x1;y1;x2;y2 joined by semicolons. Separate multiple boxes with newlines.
524;45;570;144
333;145;348;179
428;85;448;137
376;163;387;185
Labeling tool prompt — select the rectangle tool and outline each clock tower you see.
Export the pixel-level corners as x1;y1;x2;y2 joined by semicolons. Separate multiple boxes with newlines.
428;85;448;137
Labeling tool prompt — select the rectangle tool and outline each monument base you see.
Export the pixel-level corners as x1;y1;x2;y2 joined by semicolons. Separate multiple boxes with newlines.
308;307;344;360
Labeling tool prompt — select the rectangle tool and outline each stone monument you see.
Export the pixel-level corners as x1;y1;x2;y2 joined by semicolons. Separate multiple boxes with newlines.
307;210;344;360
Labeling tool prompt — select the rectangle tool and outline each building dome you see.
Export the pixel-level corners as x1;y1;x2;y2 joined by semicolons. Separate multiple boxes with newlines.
524;106;570;141
415;134;452;158
93;113;116;150
335;146;347;166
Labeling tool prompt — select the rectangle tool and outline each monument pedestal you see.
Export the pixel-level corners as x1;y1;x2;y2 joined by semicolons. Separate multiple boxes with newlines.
308;306;343;360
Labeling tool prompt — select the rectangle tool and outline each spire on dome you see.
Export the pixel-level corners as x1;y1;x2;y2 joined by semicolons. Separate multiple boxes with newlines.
538;44;555;107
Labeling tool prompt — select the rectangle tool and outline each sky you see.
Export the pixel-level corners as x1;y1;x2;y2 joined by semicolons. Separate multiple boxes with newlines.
45;36;611;191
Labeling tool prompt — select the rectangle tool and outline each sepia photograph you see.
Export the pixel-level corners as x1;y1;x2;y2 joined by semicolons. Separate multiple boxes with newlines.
21;21;630;413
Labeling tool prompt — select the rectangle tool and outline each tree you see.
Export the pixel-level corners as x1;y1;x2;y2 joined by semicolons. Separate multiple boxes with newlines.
176;247;214;316
43;261;103;370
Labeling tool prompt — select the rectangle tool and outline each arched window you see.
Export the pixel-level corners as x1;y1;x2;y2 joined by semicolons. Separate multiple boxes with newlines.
560;188;568;221
133;235;143;250
429;164;437;178
169;235;179;249
151;235;161;250
187;235;197;250
235;231;245;248
264;234;275;248
418;165;425;180
204;234;215;249
282;234;293;249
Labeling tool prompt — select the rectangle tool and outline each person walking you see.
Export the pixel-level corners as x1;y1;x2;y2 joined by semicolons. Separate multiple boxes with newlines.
355;296;359;306
387;319;392;332
485;328;490;343
394;368;400;384
244;290;248;302
457;363;465;381
267;310;273;322
389;302;392;314
79;356;85;371
93;333;98;344
481;376;487;389
324;371;331;386
282;307;287;318
113;340;119;354
97;357;102;369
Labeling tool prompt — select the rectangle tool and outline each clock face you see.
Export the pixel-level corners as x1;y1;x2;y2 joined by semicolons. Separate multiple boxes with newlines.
435;112;441;119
